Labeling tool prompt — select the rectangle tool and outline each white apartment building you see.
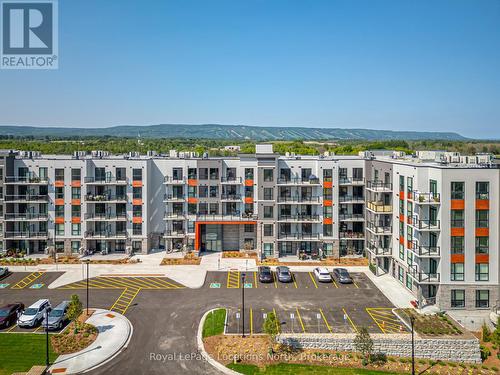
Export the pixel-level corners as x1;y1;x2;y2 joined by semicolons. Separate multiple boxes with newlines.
0;147;497;312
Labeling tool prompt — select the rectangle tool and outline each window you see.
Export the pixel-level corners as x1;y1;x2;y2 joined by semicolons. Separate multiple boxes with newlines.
55;186;64;199
71;187;81;199
323;187;332;200
172;168;183;180
476;182;489;200
451;210;464;228
353;168;363;181
475;237;489;254
263;188;273;200
39;167;48;181
406;250;413;267
132;168;142;181
407;201;413;219
406;274;412;290
133;223;142;235
323;206;332;218
55;223;64;236
209;186;218;198
71;169;81;182
407;177;413;193
188;186;197;198
133;187;142;199
476;210;489;228
301;168;312;181
280;168;291;181
451;263;464;281
323;169;332;182
116;167;126;181
263;169;274;182
198;186;208;198
399;221;404;238
429;179;437;195
475;263;489;281
399;199;404;215
209;168;219;180
55;205;64;218
188;203;197;215
245;186;254;198
399;244;404;260
451;236;464;254
451;182;464;199
71;224;81;236
71;241;80;253
245;168;254;180
55;168;64;181
244;224;254;233
323;224;332;237
263;243;274;257
209;203;218;215
263;224;273;237
71;205;80;218
451;290;465;308
188;168;197;179
399;175;404;192
199;168;208;180
198;203;208;215
476;290;490;308
263;206;273;219
398;266;404;283
133;205;142;217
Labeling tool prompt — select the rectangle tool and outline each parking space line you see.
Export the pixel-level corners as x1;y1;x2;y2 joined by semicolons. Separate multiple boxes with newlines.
342;308;358;333
308;272;318;288
109;277;159;290
273;308;280;333
227;270;240;288
91;277;131;289
11;272;44;289
295;308;306;333
253;272;258;288
366;308;404;333
319;308;332;333
33;326;43;333
6;324;18;332
273;272;278;288
332;279;339;288
353;281;359;289
110;287;141;315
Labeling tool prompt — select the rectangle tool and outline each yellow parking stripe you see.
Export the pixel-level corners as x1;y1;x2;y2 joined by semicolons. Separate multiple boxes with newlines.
366;308;404;333
366;308;386;333
353;282;359;289
273;272;278;288
101;277;155;290
308;272;318;288
292;274;298;288
143;277;183;289
110;287;140;315
227;270;240;288
319;308;332;333
342;308;358;333
295;308;306;333
332;279;339;288
253;272;258;288
11;272;44;289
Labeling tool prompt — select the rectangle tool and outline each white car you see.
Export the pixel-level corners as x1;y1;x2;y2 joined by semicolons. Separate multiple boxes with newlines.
313;267;332;283
0;267;8;278
17;299;51;328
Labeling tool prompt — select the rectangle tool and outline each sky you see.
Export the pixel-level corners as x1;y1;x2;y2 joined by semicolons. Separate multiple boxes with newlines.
0;0;499;138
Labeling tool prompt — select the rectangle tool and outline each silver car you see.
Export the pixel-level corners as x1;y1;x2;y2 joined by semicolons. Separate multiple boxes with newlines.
276;266;292;283
42;300;70;330
0;267;9;278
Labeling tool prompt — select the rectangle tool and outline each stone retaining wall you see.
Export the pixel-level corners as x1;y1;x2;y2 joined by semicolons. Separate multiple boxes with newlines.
276;333;481;364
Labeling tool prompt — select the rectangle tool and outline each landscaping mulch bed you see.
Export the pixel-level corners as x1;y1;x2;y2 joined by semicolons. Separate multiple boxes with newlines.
395;309;471;338
51;310;98;355
222;251;258;259
0;256;135;266
203;335;498;374
161;253;201;265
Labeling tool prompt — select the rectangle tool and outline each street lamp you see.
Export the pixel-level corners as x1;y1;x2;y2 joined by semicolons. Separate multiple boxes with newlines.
241;272;246;338
410;315;415;375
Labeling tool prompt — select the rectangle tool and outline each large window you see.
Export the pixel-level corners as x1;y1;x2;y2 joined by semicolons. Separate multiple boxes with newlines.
263;243;274;257
475;237;489;254
263;188;273;200
209;168;219;180
323;169;332;182
476;210;489;228
263;169;274;182
55;168;64;181
245;168;254;180
476;290;490;308
132;168;142;181
188;168;197;179
407;177;413;193
72;224;81;236
476;182;489;200
451;290;465;308
451;236;464;254
399;175;404;192
71;169;81;182
199;168;208;180
451;182;464;199
475;263;489;281
263;206;273;219
263;224;273;237
451;263;464;281
451;210;464;228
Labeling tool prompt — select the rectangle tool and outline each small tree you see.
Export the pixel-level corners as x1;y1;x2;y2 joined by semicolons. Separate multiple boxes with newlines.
482;322;492;342
354;327;373;365
67;294;83;333
263;311;279;353
492;317;500;346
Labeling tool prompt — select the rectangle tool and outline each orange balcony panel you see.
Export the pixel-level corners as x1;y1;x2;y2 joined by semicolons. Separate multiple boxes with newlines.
399;236;405;245
55;198;64;206
399;191;405;200
407;216;413;225
324;217;333;225
132;180;143;187
71;180;81;187
188;197;198;204
71;217;81;224
71;199;81;206
451;227;465;237
476;227;489;237
407;241;413;250
407;191;413;200
476;199;489;210
188;179;197;187
54;180;64;187
451;199;465;210
323;199;332;207
244;179;253;187
132;199;142;206
323;181;332;189
451;254;465;263
55;217;64;224
132;217;142;224
399;215;405;223
244;197;253;204
475;254;489;264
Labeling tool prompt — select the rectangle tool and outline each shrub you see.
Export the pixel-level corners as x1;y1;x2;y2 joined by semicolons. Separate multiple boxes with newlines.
482;323;492;342
369;352;387;365
491;366;498;372
353;327;373;362
480;345;491;361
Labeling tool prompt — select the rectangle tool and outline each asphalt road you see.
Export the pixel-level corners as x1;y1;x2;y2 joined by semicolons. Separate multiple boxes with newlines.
0;270;403;375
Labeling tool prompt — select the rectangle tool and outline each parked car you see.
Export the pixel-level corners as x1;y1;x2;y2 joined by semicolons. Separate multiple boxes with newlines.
258;266;273;283
276;266;292;283
313;267;332;283
0;267;9;278
17;299;51;328
332;268;353;284
42;300;70;330
0;303;24;328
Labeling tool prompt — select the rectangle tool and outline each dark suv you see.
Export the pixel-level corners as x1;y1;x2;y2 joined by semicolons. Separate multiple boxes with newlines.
258;266;273;283
0;303;25;328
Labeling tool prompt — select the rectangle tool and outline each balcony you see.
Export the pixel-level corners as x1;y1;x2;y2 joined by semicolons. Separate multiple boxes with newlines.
409;267;440;283
85;194;127;203
5;176;49;184
338;213;364;221
163;194;185;202
411;191;441;205
4;213;48;221
163;176;186;184
366;221;392;235
277;196;321;204
366;201;392;213
278;233;321;240
366;181;392;192
84;176;128;184
277;214;320;222
339;231;365;239
339;195;364;203
220;176;242;184
84;231;127;239
409;216;440;231
84;213;128;221
366;242;392;256
277;177;321;185
220;194;241;201
4;195;48;203
164;212;187;220
163;230;187;238
4;231;48;239
409;241;440;257
339;177;365;185
195;213;257;221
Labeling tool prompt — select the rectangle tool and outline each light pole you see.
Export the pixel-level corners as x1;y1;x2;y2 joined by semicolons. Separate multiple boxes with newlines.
410;315;415;375
85;260;90;315
241;272;246;338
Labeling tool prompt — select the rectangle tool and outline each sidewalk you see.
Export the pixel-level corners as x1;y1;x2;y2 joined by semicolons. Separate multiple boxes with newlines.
48;309;132;374
364;271;415;308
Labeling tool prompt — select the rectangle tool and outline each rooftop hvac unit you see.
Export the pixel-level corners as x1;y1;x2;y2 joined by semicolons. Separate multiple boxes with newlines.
202;152;209;159
128;152;140;158
169;150;178;158
147;150;157;157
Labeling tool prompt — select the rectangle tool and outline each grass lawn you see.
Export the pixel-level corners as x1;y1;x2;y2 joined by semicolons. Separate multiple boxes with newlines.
227;363;401;374
203;308;227;338
0;333;58;375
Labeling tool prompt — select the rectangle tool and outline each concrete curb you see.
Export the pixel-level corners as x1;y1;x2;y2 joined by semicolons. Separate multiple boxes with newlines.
197;309;241;375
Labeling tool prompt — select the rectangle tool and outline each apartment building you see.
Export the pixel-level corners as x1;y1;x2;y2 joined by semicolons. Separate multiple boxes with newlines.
0;147;497;311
